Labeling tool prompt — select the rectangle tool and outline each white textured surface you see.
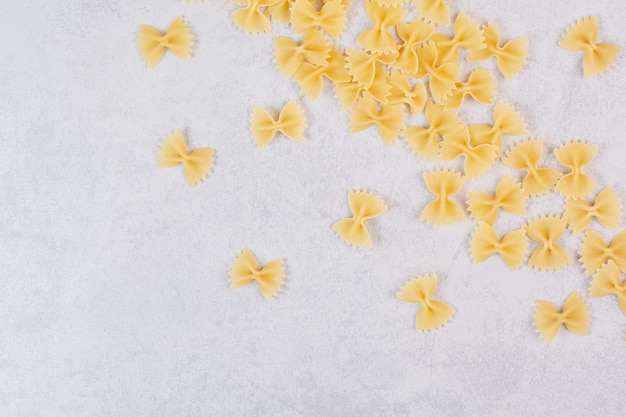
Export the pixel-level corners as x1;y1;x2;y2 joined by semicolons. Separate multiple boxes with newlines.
1;1;625;416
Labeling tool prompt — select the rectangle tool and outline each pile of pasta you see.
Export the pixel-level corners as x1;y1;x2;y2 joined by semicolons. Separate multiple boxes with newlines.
139;1;624;342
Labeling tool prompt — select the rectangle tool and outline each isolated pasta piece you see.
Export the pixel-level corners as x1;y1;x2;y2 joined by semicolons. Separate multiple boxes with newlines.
420;169;466;226
589;260;626;315
265;0;296;23
293;48;350;99
533;292;591;344
397;275;455;331
430;13;485;63
230;0;278;34
443;68;496;110
387;70;427;115
345;49;397;90
404;101;463;160
467;21;528;80
470;222;527;270
273;29;331;77
564;186;621;235
578;230;626;276
502;138;562;197
414;41;460;102
554;141;597;199
349;96;405;145
357;1;406;54
439;127;499;180
332;190;388;248
290;0;347;40
250;100;307;148
467;175;527;225
138;17;193;67
559;16;622;78
468;101;527;153
157;129;215;187
229;249;285;301
395;19;435;75
410;0;450;27
525;215;572;272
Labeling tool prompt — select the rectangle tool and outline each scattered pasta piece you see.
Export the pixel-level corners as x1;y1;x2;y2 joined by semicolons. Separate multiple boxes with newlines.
554;141;597;199
138;17;193;68
250;100;307;148
357;1;406;54
439;126;499;180
414;41;460;102
230;0;277;34
404;101;463;160
533;292;591;344
349;95;405;145
470;222;527;270
589;260;626;315
332;190;388;248
502;137;562;197
578;230;626;276
564;186;621;236
397;274;455;331
468;101;527;153
229;248;285;301
395;19;435;75
157;129;215;187
525;215;572;272
387;70;427;115
345;49;396;90
293;47;350;99
467;21;528;80
290;0;347;40
442;68;496;110
430;12;485;63
334;76;366;110
410;0;450;27
559;16;622;78
420;169;466;226
273;29;331;77
467;175;527;225
265;0;296;23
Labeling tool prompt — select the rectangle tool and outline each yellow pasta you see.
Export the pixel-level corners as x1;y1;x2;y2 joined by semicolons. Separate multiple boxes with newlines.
334;76;365;110
357;1;406;54
467;175;527;225
420;169;466;226
410;0;450;27
387;70;427;115
361;63;392;104
589;260;626;315
374;0;404;7
442;68;496;110
439;126;499;180
397;274;455;331
157;129;215;187
293;47;350;99
559;16;622;78
250;100;307;148
533;292;591;344
230;0;278;34
265;0;296;23
470;222;527;270
468;101;527;153
525;215;572;272
564;186;621;236
273;29;331;77
345;49;396;90
349;96;405;145
395;19;435;75
467;21;528;80
578;230;626;276
138;17;193;68
430;12;485;63
290;0;347;40
554;141;597;199
404;101;463;160
229;248;285;301
332;190;388;248
414;41;460;102
502;137;562;197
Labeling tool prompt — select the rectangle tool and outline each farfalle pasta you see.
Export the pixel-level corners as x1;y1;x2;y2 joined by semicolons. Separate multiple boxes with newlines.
290;0;347;40
395;19;434;75
468;101;527;153
349;96;405;145
397;274;455;331
559;16;622;78
250;100;307;148
334;76;366;110
430;13;484;63
564;186;621;235
357;1;405;54
442;68;496;110
138;17;193;68
414;41;460;102
467;175;527;225
470;222;527;270
273;29;331;77
589;260;626;315
332;190;388;248
157;129;215;187
293;47;350;99
578;230;626;276
229;248;285;301
439;126;499;180
467;21;528;80
345;49;396;90
525;215;572;272
533;292;591;344
230;0;278;34
502;137;562;197
410;0;450;27
420;169;466;226
265;0;296;23
404;101;463;160
387;70;427;115
554;141;597;199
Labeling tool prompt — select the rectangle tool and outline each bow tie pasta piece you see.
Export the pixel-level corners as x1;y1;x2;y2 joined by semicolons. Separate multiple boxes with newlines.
589;260;626;315
502;138;562;197
410;0;450;27
404;101;463;160
578;230;626;276
265;0;296;23
349;96;405;145
420;169;466;226
332;190;388;248
250;100;307;148
230;0;278;34
345;49;397;90
468;101;527;154
467;175;527;225
138;17;193;68
467;21;528;80
374;0;404;6
293;47;350;99
533;292;591;344
470;222;527;270
387;70;427;115
525;215;572;272
290;0;347;40
229;249;285;301
395;19;435;75
564;186;621;236
334;76;366;110
439;126;499;180
554;141;597;199
357;1;406;54
157;129;215;187
362;63;393;104
274;29;331;77
429;13;485;63
442;68;496;110
559;16;622;78
414;41;460;102
397;274;455;331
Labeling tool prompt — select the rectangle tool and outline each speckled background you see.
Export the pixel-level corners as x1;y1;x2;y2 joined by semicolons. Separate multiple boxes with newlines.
1;1;625;416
